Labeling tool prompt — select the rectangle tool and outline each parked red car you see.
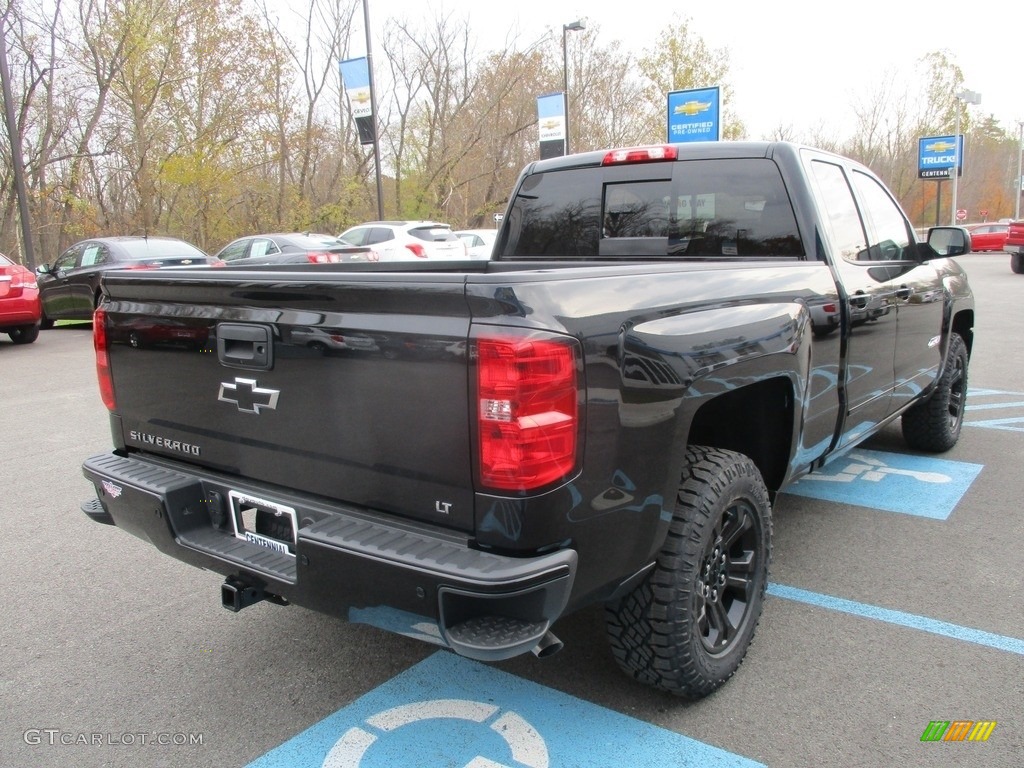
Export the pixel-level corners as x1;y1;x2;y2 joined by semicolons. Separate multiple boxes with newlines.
1006;221;1024;274
967;223;1009;252
0;252;42;344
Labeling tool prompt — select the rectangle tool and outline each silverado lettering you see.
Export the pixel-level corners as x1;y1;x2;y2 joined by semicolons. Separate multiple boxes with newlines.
81;142;975;700
128;431;202;456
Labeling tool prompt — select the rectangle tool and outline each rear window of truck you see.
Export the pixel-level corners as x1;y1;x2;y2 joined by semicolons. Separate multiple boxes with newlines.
500;158;803;260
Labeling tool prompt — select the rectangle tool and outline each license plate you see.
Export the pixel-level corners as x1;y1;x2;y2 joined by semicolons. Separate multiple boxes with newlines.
228;491;297;557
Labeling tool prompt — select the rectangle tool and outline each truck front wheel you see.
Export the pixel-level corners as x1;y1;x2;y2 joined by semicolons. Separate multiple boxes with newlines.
901;332;968;452
605;445;772;699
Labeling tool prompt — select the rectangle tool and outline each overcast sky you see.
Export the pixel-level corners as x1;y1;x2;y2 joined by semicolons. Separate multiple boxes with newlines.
367;0;1021;142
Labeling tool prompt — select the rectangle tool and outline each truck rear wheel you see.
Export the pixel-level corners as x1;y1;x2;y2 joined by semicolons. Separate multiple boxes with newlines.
1011;253;1024;274
605;445;772;699
901;332;968;452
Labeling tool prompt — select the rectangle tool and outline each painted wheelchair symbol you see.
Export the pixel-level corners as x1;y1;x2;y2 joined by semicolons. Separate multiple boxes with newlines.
321;698;549;768
810;452;950;485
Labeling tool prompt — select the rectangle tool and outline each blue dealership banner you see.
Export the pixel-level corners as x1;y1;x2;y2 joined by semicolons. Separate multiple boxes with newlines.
918;135;963;179
537;92;566;159
667;86;721;143
340;57;375;145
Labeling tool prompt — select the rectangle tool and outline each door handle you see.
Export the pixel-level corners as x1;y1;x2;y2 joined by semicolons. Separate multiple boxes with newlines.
217;323;273;370
850;291;868;310
896;285;911;301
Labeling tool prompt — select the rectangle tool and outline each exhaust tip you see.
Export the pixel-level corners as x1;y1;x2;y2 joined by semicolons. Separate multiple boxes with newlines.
531;630;564;658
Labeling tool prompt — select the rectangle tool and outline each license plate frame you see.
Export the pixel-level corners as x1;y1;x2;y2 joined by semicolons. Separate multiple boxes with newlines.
228;491;298;557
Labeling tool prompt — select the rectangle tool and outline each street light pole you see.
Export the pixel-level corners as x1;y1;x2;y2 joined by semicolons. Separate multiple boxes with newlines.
1016;121;1023;221
950;89;981;226
362;0;384;220
562;20;584;156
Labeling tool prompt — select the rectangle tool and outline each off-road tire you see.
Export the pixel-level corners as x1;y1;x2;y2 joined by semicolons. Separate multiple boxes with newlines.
901;332;968;452
605;445;772;699
1011;253;1024;274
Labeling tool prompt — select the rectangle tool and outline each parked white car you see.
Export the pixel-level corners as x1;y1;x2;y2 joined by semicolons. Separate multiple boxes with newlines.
338;221;468;261
455;229;498;260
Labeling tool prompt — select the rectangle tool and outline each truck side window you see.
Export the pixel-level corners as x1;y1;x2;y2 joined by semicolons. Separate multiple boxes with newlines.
850;171;915;262
810;160;869;263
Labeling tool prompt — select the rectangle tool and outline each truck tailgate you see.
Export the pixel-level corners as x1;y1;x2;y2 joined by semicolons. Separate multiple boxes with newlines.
101;268;476;531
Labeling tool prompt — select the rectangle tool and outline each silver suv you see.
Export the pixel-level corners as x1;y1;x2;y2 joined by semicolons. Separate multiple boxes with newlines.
338;221;468;261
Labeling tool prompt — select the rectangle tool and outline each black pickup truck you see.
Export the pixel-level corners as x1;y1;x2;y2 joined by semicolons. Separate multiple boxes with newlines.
81;142;974;699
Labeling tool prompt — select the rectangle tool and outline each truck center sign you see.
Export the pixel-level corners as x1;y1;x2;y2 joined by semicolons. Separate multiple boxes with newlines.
918;135;964;179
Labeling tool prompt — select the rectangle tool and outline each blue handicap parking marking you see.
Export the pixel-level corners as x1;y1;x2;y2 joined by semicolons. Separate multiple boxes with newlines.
965;388;1024;433
246;651;764;768
784;449;982;519
768;584;1024;656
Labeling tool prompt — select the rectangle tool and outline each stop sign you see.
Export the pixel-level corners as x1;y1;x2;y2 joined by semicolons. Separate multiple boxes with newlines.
956;209;967;221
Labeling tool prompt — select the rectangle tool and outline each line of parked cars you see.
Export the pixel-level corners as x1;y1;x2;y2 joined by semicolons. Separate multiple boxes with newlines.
2;221;501;345
213;232;375;265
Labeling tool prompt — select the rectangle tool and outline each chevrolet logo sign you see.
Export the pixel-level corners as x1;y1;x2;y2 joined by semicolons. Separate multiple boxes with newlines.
925;140;956;153
674;100;711;116
218;378;280;414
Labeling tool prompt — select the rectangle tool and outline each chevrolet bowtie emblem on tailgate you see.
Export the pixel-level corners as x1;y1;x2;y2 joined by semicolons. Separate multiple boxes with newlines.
218;378;280;414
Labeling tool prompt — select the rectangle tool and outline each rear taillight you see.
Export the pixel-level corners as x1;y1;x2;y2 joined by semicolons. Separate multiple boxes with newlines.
93;308;116;411
477;334;579;491
0;268;32;295
306;252;340;263
404;244;428;258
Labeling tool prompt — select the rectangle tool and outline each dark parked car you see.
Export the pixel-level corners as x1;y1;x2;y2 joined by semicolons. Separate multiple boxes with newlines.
0;252;42;344
213;233;375;265
35;236;215;327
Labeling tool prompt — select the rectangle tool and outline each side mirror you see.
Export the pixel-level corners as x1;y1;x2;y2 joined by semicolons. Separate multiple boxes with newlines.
925;226;972;258
36;263;52;275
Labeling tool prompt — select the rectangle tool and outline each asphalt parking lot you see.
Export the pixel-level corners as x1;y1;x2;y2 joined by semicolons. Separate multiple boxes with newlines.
2;252;1021;768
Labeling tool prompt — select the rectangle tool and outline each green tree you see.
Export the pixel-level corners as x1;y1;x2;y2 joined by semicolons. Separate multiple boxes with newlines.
636;18;744;141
